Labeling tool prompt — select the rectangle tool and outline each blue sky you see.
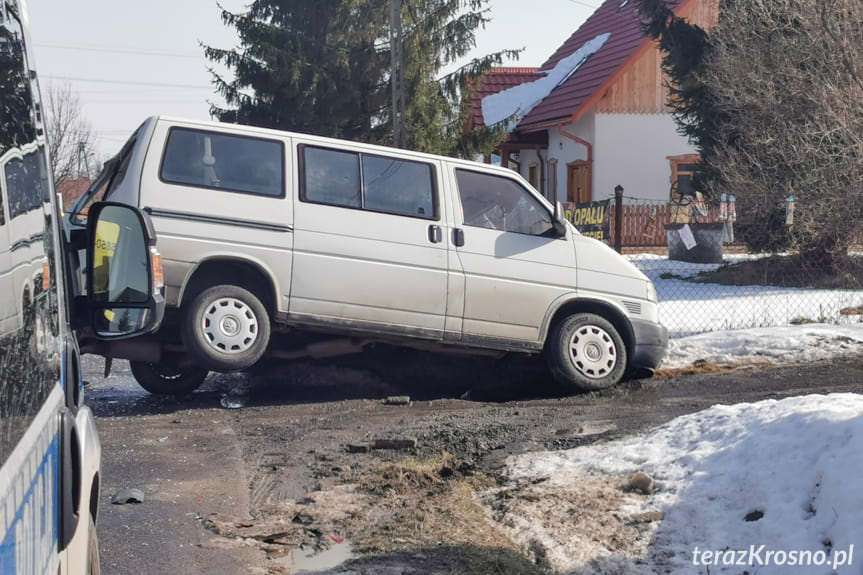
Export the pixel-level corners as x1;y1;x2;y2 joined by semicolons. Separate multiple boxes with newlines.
27;0;598;158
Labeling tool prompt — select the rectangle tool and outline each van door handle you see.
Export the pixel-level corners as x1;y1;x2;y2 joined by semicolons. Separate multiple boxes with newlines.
453;228;465;247
428;225;442;244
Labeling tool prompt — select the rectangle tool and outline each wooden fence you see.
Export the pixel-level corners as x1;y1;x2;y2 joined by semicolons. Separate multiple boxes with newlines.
605;203;863;249
608;203;726;247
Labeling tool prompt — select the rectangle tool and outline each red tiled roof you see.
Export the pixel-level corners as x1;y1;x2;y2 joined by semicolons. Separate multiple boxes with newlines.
470;67;541;129
57;177;91;211
518;0;688;132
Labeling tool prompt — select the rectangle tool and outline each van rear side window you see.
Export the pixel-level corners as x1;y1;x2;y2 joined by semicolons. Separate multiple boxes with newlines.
160;128;285;198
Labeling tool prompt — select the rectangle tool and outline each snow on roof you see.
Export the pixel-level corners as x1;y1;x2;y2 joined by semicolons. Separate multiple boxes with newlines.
481;33;610;129
469;68;541;129
516;0;688;131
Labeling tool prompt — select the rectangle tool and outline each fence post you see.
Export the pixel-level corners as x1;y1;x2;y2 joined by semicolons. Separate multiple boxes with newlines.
614;185;624;253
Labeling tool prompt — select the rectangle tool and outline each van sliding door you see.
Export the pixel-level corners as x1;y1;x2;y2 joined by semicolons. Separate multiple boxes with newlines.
289;144;448;339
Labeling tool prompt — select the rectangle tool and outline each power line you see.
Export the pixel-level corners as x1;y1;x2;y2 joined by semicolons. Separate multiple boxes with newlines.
87;99;204;103
563;0;602;9
42;75;213;90
33;42;201;59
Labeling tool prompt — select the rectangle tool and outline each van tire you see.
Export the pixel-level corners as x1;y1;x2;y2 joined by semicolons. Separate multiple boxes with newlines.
546;313;627;392
130;361;209;395
87;516;100;575
182;285;271;371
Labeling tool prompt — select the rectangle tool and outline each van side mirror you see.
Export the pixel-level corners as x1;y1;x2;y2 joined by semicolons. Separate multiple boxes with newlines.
86;202;165;339
553;201;568;238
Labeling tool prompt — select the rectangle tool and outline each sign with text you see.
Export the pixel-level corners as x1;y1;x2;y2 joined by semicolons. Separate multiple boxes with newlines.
564;200;611;242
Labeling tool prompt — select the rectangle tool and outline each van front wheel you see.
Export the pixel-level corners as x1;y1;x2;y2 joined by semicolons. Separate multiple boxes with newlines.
182;285;271;371
546;313;627;392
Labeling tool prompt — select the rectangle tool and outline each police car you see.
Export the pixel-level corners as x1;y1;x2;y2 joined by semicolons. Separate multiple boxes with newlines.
0;1;165;572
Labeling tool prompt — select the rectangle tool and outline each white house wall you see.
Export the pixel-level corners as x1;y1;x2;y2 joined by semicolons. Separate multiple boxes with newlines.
542;109;595;203
517;148;539;185
593;113;695;202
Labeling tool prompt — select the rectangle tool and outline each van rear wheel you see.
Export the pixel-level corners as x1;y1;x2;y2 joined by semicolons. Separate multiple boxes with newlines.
546;313;627;392
182;285;271;371
130;360;209;395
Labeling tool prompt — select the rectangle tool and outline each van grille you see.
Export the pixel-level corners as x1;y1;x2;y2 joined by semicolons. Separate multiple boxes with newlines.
622;300;642;315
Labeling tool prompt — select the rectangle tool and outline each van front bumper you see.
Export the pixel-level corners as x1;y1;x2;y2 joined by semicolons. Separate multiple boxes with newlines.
630;319;668;374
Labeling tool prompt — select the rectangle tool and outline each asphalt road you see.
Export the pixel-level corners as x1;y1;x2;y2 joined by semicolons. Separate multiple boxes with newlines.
84;352;863;575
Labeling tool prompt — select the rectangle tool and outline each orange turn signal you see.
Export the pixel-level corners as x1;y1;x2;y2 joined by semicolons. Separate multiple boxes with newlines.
150;247;164;290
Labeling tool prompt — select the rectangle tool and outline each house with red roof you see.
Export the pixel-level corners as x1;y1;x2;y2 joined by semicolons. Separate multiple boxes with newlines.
472;0;718;205
56;177;91;212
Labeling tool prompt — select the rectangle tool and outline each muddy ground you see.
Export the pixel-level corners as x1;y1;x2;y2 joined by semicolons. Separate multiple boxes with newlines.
86;348;863;574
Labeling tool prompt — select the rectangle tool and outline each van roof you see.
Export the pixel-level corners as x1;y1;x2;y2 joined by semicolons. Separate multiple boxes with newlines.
151;115;522;179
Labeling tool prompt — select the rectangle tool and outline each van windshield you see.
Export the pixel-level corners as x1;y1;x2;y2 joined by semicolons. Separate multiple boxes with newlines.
70;125;141;224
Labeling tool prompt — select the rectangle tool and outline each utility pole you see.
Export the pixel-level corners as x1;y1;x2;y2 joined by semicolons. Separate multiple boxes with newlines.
389;0;407;148
75;141;92;180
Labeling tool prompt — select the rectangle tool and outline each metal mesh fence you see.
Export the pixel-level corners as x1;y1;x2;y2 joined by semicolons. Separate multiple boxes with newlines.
603;196;863;337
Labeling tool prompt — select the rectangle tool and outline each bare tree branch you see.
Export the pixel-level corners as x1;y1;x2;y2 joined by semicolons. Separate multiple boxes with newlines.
43;82;97;186
701;0;863;266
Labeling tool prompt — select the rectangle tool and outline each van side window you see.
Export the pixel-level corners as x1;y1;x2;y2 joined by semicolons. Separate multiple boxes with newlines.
302;147;362;208
160;128;284;197
301;145;437;219
455;169;554;236
362;155;434;218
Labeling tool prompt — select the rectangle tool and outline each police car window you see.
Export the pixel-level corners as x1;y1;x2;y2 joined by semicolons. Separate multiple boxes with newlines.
4;150;43;219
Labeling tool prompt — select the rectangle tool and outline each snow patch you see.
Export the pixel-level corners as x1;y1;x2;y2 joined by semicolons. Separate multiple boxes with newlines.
664;323;863;370
628;253;863;336
504;394;863;574
481;33;610;128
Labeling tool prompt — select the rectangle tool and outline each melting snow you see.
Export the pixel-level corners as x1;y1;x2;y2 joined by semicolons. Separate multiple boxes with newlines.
504;394;863;574
481;33;611;128
664;323;863;370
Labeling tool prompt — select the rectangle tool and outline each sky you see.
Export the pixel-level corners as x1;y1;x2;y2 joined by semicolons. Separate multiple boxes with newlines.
26;0;600;160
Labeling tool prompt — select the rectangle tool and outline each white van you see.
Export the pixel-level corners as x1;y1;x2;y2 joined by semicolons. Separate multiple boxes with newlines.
68;116;667;394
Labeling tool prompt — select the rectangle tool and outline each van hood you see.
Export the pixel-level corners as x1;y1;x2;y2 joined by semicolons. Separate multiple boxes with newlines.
572;234;649;283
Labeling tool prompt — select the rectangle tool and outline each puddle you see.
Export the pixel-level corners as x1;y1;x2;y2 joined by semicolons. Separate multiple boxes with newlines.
277;538;355;573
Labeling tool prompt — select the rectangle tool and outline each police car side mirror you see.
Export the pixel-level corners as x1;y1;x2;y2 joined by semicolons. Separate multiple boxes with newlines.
85;203;165;339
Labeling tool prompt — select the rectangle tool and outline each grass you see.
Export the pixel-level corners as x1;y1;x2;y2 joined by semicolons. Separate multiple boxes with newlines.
691;254;863;290
348;453;513;555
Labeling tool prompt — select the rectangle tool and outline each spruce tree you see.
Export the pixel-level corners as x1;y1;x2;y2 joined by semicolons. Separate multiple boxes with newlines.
205;0;519;158
636;0;725;194
204;1;391;142
395;0;520;157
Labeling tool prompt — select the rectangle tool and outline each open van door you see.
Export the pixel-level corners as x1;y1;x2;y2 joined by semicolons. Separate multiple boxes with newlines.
83;202;165;339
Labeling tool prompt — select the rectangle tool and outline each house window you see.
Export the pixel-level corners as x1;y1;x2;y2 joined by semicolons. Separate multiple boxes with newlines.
566;160;591;204
548;159;558;201
528;163;538;190
668;154;701;201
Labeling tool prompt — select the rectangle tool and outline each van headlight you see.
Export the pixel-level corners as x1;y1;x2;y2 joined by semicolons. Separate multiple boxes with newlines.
646;281;658;303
